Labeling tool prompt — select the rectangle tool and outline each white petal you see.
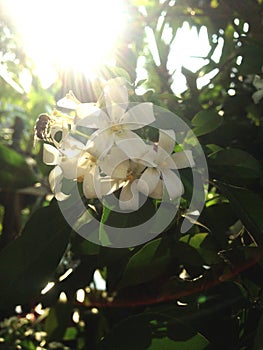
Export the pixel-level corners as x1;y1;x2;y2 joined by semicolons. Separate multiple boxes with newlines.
158;129;175;155
61;135;84;158
77;153;94;179
86;129;114;159
57;90;81;109
76;106;110;128
158;154;178;169
104;79;129;122
252;90;263;104
137;146;158;167
253;75;263;90
149;179;163;199
109;103;127;123
83;167;99;199
60;157;79;179
161;168;184;200
171;150;195;169
83;167;121;199
104;78;129;105
129;159;147;174
115;130;148;159
48;166;70;201
119;181;140;211
98;177;123;196
57;96;78;110
137;168;160;196
43;144;60;165
121;102;155;129
100;146;129;178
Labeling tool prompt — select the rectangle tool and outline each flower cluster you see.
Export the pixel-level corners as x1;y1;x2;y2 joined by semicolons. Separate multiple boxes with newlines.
36;77;194;210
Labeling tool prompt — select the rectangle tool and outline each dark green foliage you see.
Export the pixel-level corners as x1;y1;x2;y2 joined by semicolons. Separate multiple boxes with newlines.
0;202;71;308
1;0;263;349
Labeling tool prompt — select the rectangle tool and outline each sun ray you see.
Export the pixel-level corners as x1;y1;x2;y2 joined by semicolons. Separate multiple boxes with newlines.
4;0;127;85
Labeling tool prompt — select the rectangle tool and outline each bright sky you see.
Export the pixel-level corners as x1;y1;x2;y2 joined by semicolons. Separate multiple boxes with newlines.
3;0;220;94
138;21;218;95
4;0;126;86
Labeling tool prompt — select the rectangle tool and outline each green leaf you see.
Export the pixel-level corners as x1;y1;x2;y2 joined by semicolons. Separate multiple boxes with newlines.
100;314;152;350
149;335;209;350
0;201;71;308
118;238;172;288
199;202;237;247
192;110;223;137
100;312;209;350
180;233;219;265
0;143;36;189
63;326;78;341
99;197;156;247
239;40;263;74
71;234;100;256
135;78;148;87
217;182;263;245
45;302;73;341
209;148;262;180
174;241;205;266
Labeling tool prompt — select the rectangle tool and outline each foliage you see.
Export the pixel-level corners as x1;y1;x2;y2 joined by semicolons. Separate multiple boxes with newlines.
0;0;263;349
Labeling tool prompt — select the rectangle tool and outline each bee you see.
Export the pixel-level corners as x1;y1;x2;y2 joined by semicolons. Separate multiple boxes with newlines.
34;113;51;141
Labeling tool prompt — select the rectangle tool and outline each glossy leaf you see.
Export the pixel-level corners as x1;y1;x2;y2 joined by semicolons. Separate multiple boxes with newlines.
217;182;263;244
99;197;156;247
150;335;209;350
100;314;152;350
180;233;219;265
0;143;36;189
192;110;223;137
118;238;172;288
209;148;262;180
0;202;71;308
45;302;73;340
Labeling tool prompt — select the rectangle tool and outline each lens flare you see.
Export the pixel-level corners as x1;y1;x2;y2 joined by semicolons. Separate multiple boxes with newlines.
5;0;126;82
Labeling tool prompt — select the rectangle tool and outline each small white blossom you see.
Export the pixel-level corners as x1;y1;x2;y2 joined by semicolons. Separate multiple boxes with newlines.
39;76;195;213
75;78;155;159
137;130;195;200
100;146;146;210
252;75;263;104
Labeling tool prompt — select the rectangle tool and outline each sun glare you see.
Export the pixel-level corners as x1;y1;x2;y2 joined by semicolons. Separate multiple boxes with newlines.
5;0;126;85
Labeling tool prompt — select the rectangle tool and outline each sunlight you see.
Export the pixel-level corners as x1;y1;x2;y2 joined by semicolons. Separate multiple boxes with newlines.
167;22;212;94
140;20;220;95
5;0;126;85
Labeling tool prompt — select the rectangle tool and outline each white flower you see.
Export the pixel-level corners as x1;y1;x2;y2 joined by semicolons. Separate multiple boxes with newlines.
43;135;85;177
44;136;122;200
137;130;195;200
43;135;85;200
79;147;124;199
57;90;100;125
252;75;263;104
99;145;146;210
43;77;194;211
75;78;155;159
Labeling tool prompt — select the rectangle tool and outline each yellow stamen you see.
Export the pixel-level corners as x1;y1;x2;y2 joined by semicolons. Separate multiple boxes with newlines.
111;124;122;132
127;173;135;182
89;155;97;163
77;175;84;182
